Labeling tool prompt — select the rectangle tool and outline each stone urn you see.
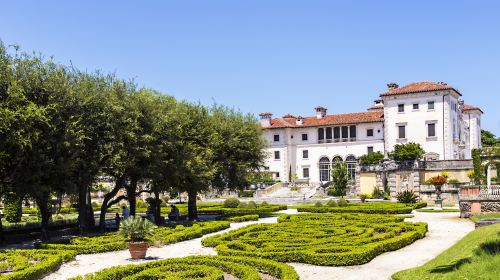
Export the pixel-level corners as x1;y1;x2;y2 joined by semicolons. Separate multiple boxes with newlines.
128;241;149;259
429;175;447;209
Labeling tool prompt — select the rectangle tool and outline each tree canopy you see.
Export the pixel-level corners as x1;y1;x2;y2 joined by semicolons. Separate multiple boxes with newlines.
388;143;425;161
481;130;500;147
0;40;266;239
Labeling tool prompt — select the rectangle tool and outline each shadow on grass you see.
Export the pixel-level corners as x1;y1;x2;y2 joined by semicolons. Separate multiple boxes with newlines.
478;240;500;255
429;258;472;273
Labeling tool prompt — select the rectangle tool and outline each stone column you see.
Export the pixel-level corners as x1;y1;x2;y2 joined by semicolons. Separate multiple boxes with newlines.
487;164;492;188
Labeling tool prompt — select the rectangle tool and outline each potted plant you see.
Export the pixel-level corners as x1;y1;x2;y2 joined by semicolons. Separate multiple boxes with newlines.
119;216;157;259
358;193;371;203
428;175;447;208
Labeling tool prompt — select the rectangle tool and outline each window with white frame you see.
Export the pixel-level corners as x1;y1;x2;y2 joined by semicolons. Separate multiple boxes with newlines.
367;128;374;137
398;104;405;113
427;122;436;137
302;150;308;159
301;133;308;141
273;134;279;142
274;151;280;160
367;146;374;154
346;155;357;181
428;101;435;110
319;157;330;181
413;103;419;110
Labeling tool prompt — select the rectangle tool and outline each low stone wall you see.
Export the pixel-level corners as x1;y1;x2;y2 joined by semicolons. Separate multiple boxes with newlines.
459;198;500;218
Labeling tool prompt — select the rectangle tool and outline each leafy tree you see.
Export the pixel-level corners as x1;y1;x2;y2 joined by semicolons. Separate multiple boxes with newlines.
330;161;349;197
481;130;500;147
359;151;384;165
389;143;425;161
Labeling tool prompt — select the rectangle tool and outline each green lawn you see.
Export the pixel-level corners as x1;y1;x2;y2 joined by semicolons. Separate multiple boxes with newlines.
470;213;500;223
392;223;500;280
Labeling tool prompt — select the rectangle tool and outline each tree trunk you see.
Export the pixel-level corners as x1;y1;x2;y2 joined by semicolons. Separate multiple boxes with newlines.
99;176;125;231
86;189;95;230
35;193;51;241
153;190;161;225
187;190;198;221
78;184;90;235
0;214;4;244
126;178;138;216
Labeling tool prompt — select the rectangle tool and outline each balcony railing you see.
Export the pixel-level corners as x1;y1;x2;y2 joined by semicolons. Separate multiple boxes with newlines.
318;137;357;144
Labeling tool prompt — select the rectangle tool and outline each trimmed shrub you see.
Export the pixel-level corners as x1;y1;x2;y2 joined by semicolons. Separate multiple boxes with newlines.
226;214;259;223
224;198;241;208
326;200;338;207
38;221;230;254
261;201;269;206
247;201;257;208
338;197;348;207
237;202;248;208
396;190;418;204
0;249;76;280
4;193;22;223
314;201;323;207
203;213;427;266
73;255;299;280
296;202;422;215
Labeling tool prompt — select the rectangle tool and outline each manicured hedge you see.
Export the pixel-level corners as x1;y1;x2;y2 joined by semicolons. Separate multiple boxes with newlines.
225;214;260;223
203;213;427;266
108;203;287;215
297;202;427;214
0;249;76;280
70;255;299;280
38;221;230;254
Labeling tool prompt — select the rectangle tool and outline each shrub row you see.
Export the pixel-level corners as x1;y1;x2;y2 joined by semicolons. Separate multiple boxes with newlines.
202;213;427;266
38;221;230;254
0;249;76;280
225;214;260;223
70;255;299;280
297;202;426;214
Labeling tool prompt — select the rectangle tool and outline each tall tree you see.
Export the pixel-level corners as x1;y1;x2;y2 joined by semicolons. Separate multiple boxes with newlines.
481;130;500;147
330;161;349;197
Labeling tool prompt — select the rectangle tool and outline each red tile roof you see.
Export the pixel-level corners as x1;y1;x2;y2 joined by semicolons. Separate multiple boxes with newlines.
265;111;384;129
380;81;461;96
463;104;483;113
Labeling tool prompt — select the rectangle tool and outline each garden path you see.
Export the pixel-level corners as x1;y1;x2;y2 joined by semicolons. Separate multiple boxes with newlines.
43;209;295;280
290;211;475;280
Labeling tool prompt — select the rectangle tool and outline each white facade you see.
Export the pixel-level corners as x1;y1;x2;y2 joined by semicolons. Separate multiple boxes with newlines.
260;82;482;185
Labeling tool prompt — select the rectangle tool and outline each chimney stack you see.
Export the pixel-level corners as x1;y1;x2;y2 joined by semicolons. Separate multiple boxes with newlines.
259;112;273;127
315;106;327;119
296;116;304;125
387;82;399;90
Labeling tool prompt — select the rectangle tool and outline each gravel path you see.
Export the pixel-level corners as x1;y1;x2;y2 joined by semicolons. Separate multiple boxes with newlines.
290;211;475;280
43;210;474;280
43;210;296;280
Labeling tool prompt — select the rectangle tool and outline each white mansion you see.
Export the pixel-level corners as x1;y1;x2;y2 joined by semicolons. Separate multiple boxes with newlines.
260;81;483;185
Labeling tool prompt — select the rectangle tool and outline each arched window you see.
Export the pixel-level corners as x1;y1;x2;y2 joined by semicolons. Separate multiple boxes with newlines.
346;155;357;181
332;156;343;164
319;157;331;181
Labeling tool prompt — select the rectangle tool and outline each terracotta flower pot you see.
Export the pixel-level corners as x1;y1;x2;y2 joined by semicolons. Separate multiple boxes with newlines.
128;241;149;259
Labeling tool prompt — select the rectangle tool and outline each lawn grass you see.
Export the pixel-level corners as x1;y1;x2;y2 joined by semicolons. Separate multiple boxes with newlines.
469;213;500;223
392;223;500;280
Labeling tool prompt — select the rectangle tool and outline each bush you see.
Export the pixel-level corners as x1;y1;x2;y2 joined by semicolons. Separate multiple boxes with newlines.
338;198;348;207
223;198;241;208
247;201;257;208
203;213;427;266
396;190;418;204
372;187;385;199
314;201;323;207
261;201;269;206
326;200;338;207
290;186;300;191
0;249;76;280
238;190;255;198
448;179;460;184
4;192;23;223
237;202;248;208
383;193;391;200
389;143;425;161
296;202;423;214
359;151;384;165
74;255;299;280
39;221;230;254
358;194;371;203
226;214;259;223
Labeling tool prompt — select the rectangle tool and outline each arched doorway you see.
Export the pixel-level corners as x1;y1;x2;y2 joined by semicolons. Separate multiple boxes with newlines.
319;157;331;182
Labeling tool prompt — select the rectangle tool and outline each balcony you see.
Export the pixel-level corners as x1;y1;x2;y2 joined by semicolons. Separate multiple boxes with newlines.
318;137;357;144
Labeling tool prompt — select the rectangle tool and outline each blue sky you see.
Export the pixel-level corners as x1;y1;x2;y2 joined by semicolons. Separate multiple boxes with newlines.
1;0;499;134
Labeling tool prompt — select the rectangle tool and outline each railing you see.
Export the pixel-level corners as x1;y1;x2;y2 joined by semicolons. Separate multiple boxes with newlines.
460;185;500;200
479;185;500;199
317;137;357;144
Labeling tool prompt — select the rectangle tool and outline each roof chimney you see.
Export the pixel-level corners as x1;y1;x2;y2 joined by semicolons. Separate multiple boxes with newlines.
387;82;399;90
315;106;327;119
296;116;304;125
258;112;272;127
367;99;384;112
